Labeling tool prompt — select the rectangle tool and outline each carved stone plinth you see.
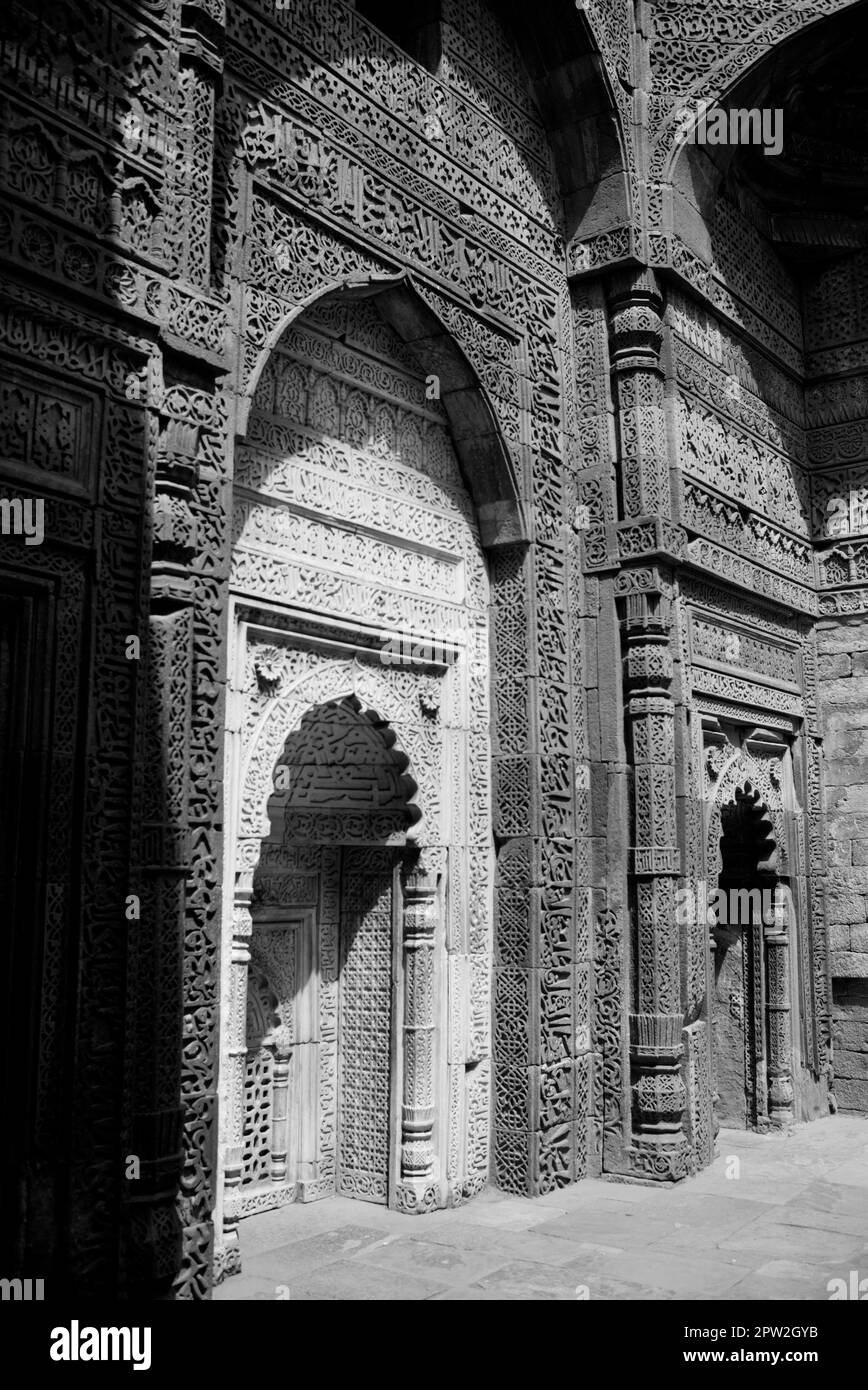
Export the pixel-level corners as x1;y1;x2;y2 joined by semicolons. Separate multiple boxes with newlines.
629;1012;686;1138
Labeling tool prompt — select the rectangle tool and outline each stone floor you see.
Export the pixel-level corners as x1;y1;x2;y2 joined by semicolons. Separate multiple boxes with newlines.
215;1114;868;1300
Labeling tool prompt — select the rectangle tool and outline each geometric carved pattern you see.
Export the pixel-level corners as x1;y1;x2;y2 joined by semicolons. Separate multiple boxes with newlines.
337;848;395;1203
241;970;279;1188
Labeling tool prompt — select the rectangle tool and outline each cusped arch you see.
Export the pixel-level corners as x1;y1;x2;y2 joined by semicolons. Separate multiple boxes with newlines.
238;657;427;882
237;271;528;551
706;754;786;886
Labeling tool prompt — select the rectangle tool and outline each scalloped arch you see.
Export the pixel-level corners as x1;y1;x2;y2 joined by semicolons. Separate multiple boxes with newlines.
238;656;427;879
706;753;786;885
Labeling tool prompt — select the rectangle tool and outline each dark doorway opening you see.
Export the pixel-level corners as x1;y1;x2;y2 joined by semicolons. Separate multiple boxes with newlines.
712;785;778;1129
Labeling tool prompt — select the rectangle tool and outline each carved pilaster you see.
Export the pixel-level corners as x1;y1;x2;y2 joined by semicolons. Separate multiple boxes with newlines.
606;269;671;521
765;891;794;1127
629;1013;686;1135
269;1043;292;1183
620;582;686;1157
127;414;196;1292
220;879;253;1272
151;416;199;609
607;268;685;1167
396;862;439;1213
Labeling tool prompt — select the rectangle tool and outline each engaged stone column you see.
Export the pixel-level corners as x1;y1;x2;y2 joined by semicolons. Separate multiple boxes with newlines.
604;270;689;1177
220;877;253;1272
629;1013;686;1135
606;268;671;521
397;863;439;1213
620;587;687;1162
270;1042;292;1184
765;889;794;1126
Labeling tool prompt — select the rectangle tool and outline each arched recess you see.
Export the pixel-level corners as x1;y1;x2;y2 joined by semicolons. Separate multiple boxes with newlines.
665;0;868;273
217;272;511;1278
653;0;866;204
227;686;422;1237
237;272;528;552
663;10;868;1150
238;664;422;862
702;738;800;1139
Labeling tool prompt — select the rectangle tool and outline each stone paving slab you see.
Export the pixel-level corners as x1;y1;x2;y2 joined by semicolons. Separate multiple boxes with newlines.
231;1225;399;1282
532;1208;679;1248
273;1259;450;1302
215;1115;868;1301
402;1221;598;1266
348;1234;513;1284
585;1247;754;1298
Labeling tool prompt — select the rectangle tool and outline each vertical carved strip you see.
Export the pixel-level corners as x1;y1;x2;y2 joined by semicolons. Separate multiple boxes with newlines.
765;902;794;1126
606;269;670;521
397;864;438;1211
219;884;252;1274
270;1044;291;1183
168;37;219;289
490;544;536;1196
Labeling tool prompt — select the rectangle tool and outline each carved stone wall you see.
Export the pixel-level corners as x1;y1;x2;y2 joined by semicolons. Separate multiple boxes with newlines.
803;248;868;1114
816;611;868;1111
2;0;860;1298
0;280;151;1291
214;0;594;1209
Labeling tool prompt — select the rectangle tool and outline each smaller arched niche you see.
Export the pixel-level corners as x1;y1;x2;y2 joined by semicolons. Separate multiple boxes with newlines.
262;695;420;852
709;769;798;1133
